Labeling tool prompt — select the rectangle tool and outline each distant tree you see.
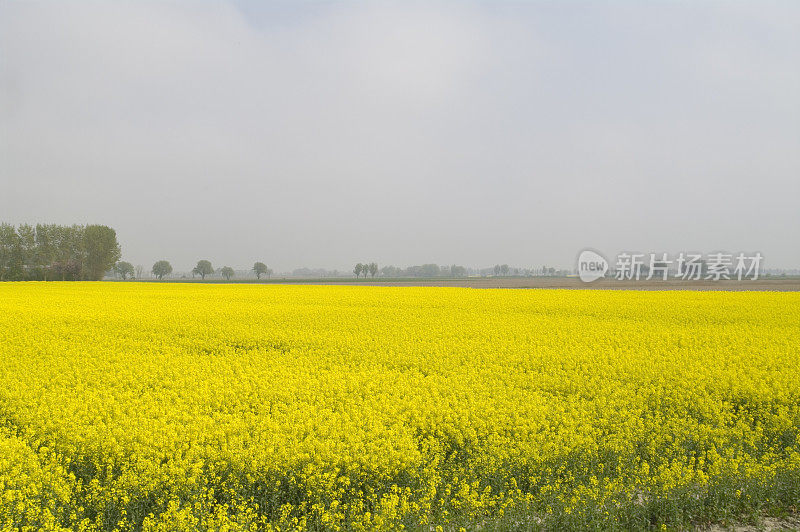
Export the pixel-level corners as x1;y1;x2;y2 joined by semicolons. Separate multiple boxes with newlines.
152;260;172;280
253;262;268;279
265;267;273;279
0;223;125;281
380;265;400;277
0;223;20;281
34;224;56;281
354;263;363;278
192;260;214;280
368;262;378;278
219;266;235;280
53;260;81;282
500;264;510;276
114;261;135;280
51;225;82;281
493;264;501;276
135;264;144;279
16;224;36;279
421;264;440;277
82;225;121;280
450;264;467;277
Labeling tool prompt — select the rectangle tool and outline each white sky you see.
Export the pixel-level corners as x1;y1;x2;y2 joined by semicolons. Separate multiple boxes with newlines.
2;1;798;270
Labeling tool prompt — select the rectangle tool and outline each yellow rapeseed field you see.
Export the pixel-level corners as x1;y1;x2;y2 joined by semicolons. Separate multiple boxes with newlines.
0;283;799;531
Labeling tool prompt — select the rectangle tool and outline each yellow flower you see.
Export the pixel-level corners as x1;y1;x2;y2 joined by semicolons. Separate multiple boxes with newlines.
0;283;798;530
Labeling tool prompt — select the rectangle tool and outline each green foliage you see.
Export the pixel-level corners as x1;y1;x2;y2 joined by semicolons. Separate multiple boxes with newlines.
83;225;122;280
114;261;135;280
0;223;121;281
353;262;378;278
192;260;214;280
219;266;235;280
152;260;173;280
252;262;268;279
450;264;467;277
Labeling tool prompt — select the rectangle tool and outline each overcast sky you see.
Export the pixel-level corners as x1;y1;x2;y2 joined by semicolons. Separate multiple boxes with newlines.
2;1;798;271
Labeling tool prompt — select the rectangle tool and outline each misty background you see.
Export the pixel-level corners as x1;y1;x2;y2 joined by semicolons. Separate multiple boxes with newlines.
1;1;798;272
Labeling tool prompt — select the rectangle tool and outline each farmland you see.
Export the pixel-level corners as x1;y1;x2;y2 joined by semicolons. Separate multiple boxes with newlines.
1;283;799;530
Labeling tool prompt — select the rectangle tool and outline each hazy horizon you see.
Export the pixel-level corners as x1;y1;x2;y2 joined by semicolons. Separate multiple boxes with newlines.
2;1;799;271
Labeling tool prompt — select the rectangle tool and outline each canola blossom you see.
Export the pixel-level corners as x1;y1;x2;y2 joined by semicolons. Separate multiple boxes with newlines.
0;283;799;530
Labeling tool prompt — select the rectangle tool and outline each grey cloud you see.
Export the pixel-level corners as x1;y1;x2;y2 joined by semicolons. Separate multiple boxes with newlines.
1;1;798;270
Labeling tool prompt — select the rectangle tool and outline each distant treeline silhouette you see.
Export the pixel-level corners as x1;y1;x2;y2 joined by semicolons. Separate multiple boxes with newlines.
0;224;121;281
375;264;469;278
352;263;467;278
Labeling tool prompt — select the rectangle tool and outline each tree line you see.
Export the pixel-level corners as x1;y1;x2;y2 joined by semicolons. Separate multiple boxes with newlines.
0;222;566;282
142;260;273;281
353;262;378;278
354;264;565;278
355;263;469;278
0;224;120;281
